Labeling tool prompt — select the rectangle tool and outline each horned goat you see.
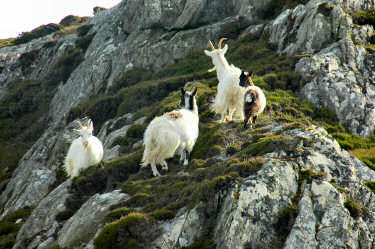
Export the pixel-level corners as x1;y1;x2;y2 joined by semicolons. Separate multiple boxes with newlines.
141;88;199;177
64;119;104;178
204;38;245;122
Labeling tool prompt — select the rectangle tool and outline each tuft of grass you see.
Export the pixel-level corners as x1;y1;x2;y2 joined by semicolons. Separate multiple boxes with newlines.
344;199;369;219
149;209;176;221
106;207;136;222
93;213;150;249
364;181;375;193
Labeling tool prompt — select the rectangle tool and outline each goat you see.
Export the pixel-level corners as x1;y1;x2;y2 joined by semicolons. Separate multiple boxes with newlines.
204;38;245;122
64;119;104;178
238;70;267;129
141;88;199;177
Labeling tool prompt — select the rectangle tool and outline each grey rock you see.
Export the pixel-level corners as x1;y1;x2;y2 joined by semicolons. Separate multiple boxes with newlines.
266;1;375;135
152;205;205;248
57;190;129;248
13;179;71;248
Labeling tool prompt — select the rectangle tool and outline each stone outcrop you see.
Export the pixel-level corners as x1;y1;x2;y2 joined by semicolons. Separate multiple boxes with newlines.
266;0;375;135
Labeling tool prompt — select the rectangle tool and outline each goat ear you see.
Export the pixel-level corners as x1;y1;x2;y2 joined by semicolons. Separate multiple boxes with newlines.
222;44;228;54
192;87;197;96
87;119;94;131
204;50;212;56
181;88;185;95
73;129;80;135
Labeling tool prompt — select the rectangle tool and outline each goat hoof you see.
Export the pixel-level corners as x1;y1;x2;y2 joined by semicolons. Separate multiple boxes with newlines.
153;172;161;177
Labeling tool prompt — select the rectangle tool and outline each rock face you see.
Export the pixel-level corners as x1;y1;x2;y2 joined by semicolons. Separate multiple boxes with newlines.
57;190;128;248
146;126;375;249
13;179;71;249
266;0;375;136
1;0;375;248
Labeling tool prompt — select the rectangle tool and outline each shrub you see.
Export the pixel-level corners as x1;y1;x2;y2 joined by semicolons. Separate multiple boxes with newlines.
13;23;61;45
55;210;75;221
94;213;150;249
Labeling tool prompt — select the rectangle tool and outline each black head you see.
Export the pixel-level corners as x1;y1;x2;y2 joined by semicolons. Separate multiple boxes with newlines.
180;87;197;111
239;70;253;87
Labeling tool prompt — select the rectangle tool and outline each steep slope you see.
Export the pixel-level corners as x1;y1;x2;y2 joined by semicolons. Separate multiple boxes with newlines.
0;0;375;249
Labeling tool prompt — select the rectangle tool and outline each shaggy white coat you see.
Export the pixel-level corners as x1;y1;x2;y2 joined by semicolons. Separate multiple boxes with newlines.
64;120;104;178
205;45;246;122
141;90;199;177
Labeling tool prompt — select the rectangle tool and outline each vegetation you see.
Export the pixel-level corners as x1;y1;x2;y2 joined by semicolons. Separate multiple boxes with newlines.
352;9;375;27
256;0;309;20
0;15;90;49
0;207;34;248
344;199;369;219
2;10;375;248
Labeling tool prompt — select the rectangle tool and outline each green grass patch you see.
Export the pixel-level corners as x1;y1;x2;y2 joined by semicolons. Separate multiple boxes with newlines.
344;199;369;219
94;213;151;249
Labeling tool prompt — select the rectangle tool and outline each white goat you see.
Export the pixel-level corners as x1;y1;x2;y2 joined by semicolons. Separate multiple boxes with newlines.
205;38;245;122
141;88;199;177
64;119;104;178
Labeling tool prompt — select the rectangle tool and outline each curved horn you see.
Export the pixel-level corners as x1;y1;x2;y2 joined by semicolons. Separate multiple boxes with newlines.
87;119;92;127
77;120;83;129
218;38;227;49
209;40;215;51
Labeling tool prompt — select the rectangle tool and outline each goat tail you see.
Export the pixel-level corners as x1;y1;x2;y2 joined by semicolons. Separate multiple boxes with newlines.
141;123;180;167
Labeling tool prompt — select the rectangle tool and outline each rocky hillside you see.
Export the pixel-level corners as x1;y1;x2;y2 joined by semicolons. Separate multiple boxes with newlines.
0;0;375;248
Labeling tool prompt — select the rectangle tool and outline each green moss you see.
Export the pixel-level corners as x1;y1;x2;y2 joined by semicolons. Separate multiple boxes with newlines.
299;169;326;184
0;38;16;49
294;54;313;60
329;179;347;193
55;210;75;221
364;181;375;193
344;199;369;219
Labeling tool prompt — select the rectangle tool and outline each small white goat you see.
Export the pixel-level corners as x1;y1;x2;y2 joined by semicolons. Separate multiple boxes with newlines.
64;119;104;178
205;38;245;122
141;88;199;177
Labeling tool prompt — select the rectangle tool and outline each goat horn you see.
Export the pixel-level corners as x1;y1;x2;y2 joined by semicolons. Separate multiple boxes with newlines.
77;121;83;129
87;119;91;127
209;40;215;51
218;38;227;49
208;66;216;72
